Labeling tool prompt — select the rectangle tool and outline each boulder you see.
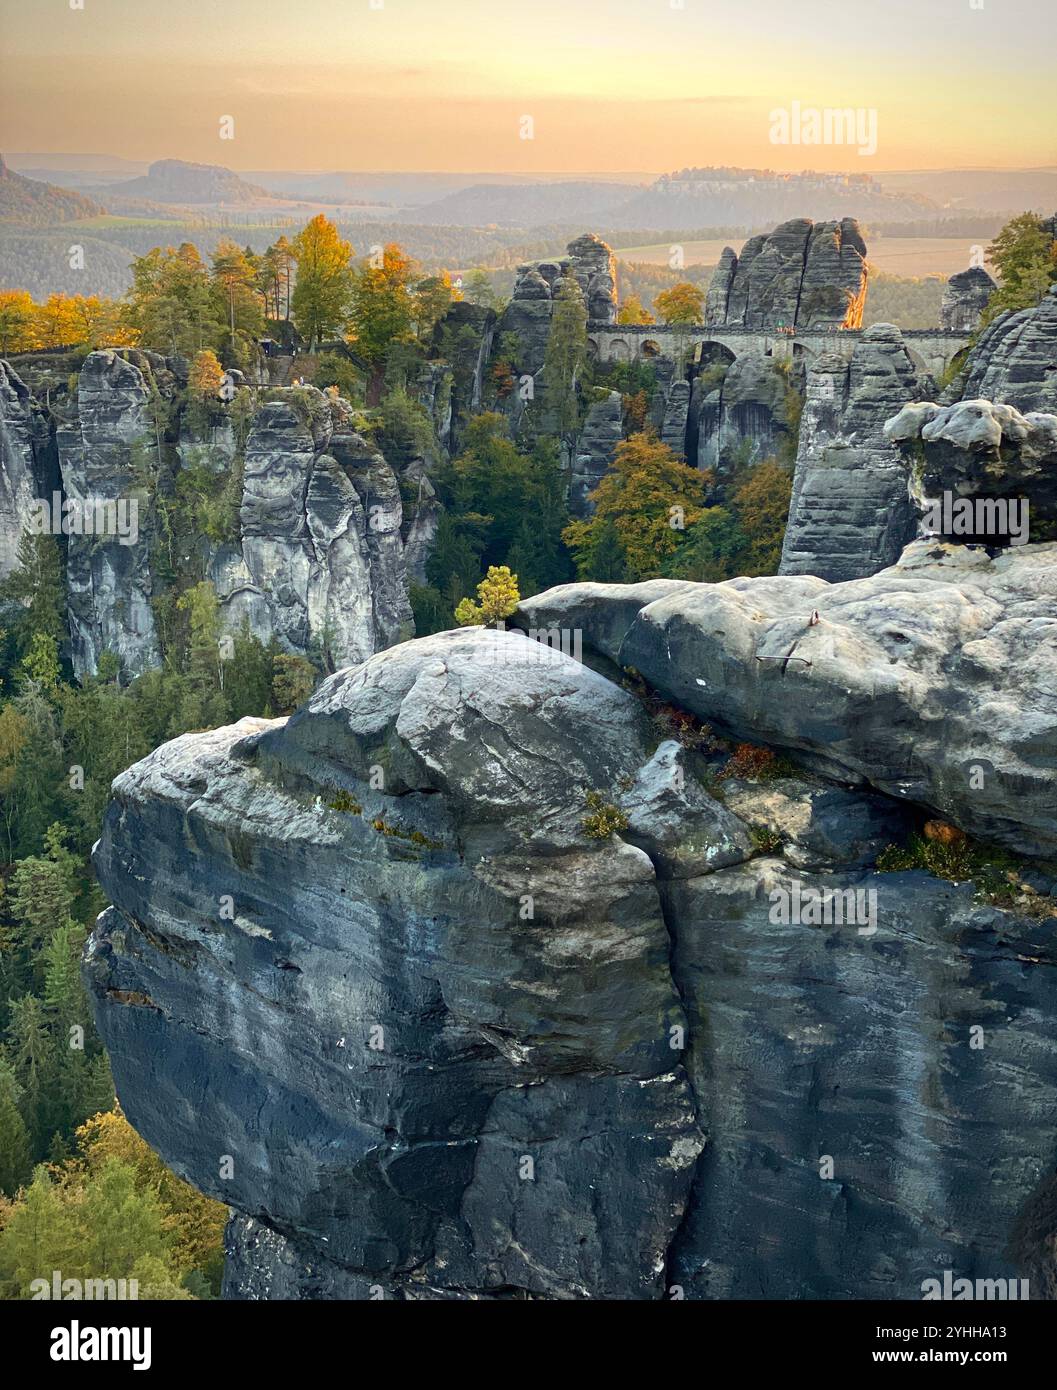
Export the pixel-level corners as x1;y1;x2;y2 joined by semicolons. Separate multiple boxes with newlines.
518;540;1057;858
885;397;1057;540
86;629;711;1299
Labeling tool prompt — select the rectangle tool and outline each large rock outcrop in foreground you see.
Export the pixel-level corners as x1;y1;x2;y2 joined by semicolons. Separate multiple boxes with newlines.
519;541;1057;859
87;552;1057;1299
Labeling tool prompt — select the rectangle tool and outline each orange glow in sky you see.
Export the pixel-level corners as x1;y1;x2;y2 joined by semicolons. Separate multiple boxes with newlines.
1;0;1053;172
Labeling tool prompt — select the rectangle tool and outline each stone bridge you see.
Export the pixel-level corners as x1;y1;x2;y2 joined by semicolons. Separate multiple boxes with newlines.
587;322;972;378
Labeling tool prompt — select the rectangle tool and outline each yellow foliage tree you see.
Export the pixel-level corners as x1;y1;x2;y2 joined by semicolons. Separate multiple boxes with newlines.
731;459;793;573
564;433;711;581
654;282;705;325
187;347;225;399
455;565;521;626
0;291;41;354
617;294;654;326
74;1106;227;1280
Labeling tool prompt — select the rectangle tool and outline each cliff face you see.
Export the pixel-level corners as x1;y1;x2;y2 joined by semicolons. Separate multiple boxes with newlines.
780;288;1057;583
0;359;45;580
2;349;414;679
959;283;1057;414
779;325;929;581
57;350;162;679
85;543;1057;1299
694;351;796;474
220;396;412;668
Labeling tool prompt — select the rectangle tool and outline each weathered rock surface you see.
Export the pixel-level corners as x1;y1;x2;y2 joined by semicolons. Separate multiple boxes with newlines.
707;218;868;331
499;234;618;383
941;267;997;333
704;247;737;326
56;350;161;680
570;390;622;517
236;397;413;665
666;858;1057;1299
518;540;1057;858
720;776;907;871
0;359;44;580
86;607;1057;1299
779;325;931;580
959;285;1057;415
885;397;1057;538
42;353;416;678
566;233;618;325
660;379;691;459
86;629;713;1299
695;351;793;473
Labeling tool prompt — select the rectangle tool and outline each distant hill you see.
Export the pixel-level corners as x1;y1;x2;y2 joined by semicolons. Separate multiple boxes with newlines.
604;169;936;230
398;168;938;231
875;168;1057;215
399;180;639;227
99;159;274;205
0;155;103;224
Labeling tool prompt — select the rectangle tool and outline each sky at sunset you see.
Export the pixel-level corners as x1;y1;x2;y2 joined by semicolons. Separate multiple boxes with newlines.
2;0;1054;173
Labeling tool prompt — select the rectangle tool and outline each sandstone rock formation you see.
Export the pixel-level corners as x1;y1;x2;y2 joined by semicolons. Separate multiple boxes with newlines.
660;379;691;459
498;235;618;381
779;325;931;580
694;350;794;473
570;390;622;516
518;540;1057;858
86;551;1057;1299
57;350;161;680
12;349;416;679
0;359;44;580
959;284;1057;414
705;218;868;331
87;628;706;1299
885;397;1057;539
565;233;618;325
941;266;997;332
224;394;413;666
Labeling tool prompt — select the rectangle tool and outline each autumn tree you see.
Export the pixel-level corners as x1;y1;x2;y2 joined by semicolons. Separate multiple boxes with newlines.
564;433;710;581
210;238;264;363
414;271;461;340
617;294;654;326
187;348;225;400
455;566;521;626
291;215;354;351
730;459;792;573
654;282;705;325
0;291;39;354
259;234;296;321
349;243;417;402
124;243;221;357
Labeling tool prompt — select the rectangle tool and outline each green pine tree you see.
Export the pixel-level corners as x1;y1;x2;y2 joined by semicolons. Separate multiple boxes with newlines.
0;1060;32;1197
